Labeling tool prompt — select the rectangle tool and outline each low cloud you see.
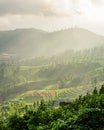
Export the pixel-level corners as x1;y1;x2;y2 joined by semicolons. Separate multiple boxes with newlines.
0;0;104;35
0;0;94;16
0;0;104;16
92;0;104;6
0;0;71;16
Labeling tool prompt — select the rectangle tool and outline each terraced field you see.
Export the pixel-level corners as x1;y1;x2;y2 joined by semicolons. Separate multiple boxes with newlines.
13;90;57;103
11;84;101;104
1;46;104;104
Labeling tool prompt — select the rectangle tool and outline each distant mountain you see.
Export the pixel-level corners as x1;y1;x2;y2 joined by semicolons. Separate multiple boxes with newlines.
0;28;104;58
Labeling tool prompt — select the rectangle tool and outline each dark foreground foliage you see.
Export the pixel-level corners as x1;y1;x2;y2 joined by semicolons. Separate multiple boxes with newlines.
0;88;104;130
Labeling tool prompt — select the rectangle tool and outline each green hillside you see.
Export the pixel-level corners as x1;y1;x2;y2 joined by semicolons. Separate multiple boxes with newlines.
0;28;104;104
0;28;104;58
0;28;104;129
0;90;104;130
0;46;104;103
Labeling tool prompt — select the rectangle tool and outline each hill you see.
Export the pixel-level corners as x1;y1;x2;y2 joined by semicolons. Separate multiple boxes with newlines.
0;46;104;103
0;28;104;58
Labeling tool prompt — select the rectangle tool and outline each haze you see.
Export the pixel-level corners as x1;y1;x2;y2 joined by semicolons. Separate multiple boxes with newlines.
0;0;104;35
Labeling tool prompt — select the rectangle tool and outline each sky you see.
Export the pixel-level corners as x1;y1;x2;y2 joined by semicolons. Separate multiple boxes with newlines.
0;0;104;35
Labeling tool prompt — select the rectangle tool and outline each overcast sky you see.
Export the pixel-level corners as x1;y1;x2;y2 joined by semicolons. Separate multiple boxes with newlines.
0;0;104;35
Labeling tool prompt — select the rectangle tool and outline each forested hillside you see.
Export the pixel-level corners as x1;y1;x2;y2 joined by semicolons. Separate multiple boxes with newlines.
0;87;104;130
0;46;104;103
0;28;104;58
0;28;104;129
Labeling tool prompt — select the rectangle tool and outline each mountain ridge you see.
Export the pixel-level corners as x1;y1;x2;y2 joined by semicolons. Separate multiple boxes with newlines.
0;27;104;58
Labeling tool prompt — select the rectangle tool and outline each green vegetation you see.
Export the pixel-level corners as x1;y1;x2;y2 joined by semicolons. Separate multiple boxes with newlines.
0;28;104;58
0;87;104;130
0;28;104;129
0;46;104;103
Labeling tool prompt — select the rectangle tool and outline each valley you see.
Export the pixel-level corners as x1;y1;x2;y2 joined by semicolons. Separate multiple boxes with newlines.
0;28;104;129
0;44;104;104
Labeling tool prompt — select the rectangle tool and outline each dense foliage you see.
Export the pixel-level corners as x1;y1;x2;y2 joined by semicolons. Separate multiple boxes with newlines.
0;87;104;130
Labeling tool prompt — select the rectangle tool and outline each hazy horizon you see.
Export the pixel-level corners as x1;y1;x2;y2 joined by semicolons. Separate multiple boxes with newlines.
0;0;104;35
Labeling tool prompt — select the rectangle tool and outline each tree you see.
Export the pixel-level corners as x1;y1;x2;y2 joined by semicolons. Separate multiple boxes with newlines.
99;84;104;94
93;87;98;94
71;109;104;130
